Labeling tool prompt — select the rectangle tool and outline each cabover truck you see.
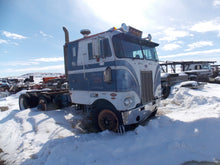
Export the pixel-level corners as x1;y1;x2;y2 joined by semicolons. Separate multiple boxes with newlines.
19;23;161;132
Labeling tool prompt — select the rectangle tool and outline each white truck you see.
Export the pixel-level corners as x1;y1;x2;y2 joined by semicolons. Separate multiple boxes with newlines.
19;24;161;133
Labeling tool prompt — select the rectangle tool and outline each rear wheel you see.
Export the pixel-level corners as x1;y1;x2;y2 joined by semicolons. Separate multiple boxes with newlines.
19;94;30;110
38;96;48;111
162;86;171;99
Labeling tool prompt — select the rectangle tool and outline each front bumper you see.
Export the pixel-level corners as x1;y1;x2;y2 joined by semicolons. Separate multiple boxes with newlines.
121;101;157;125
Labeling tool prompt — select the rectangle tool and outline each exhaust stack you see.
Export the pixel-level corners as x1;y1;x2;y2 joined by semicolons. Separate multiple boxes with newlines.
63;26;69;43
63;26;69;80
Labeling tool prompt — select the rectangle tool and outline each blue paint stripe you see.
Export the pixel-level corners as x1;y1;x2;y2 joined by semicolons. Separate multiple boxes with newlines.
68;69;139;95
68;60;139;85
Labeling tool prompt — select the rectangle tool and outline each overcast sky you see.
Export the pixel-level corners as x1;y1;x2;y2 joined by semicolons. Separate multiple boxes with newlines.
1;0;220;77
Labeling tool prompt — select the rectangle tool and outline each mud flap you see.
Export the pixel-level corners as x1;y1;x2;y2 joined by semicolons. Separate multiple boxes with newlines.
117;124;125;134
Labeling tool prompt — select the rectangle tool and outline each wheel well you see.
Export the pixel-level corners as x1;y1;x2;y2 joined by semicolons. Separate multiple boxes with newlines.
92;99;116;111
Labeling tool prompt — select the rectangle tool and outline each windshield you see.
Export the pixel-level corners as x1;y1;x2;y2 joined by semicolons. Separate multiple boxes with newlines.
202;64;211;69
112;34;159;61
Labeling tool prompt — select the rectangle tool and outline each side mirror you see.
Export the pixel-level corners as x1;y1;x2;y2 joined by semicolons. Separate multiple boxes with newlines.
104;67;112;83
92;38;100;60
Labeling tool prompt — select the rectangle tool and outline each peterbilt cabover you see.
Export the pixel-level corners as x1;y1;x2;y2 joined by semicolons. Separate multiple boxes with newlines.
19;24;161;132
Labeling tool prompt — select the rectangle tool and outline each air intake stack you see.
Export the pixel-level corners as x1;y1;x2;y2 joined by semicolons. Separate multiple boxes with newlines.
80;29;91;37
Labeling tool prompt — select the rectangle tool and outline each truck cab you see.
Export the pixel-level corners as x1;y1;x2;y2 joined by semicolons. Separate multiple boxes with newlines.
182;62;214;81
63;24;161;132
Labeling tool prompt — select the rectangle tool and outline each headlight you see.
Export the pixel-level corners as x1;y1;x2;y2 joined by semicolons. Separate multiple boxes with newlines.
124;97;134;107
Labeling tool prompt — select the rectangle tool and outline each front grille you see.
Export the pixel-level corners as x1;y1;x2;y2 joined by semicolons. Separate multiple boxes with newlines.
141;71;153;104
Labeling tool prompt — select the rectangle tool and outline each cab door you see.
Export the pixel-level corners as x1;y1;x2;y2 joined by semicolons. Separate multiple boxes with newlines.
87;37;113;91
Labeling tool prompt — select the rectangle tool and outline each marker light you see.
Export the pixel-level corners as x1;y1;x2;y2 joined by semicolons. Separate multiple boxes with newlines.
107;27;117;32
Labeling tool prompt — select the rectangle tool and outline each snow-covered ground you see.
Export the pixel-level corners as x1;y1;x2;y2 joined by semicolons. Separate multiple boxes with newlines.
1;83;220;165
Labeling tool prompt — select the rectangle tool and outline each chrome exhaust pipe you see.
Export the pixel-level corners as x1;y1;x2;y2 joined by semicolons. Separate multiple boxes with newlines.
63;26;69;43
63;26;69;80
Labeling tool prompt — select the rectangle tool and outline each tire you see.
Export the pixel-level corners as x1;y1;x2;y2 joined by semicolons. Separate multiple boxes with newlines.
149;108;158;118
97;108;123;132
19;94;30;110
162;86;171;99
37;96;48;111
53;94;62;108
29;95;39;108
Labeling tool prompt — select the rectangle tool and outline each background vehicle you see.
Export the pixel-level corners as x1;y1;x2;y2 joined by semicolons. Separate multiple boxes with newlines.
160;61;215;98
0;80;10;92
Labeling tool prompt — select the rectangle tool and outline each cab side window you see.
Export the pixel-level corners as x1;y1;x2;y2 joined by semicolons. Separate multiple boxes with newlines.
88;38;112;60
100;38;112;58
88;42;93;60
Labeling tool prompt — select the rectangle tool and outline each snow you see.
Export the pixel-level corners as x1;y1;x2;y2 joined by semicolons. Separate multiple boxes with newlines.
1;84;220;165
161;72;188;78
215;76;220;81
161;72;170;78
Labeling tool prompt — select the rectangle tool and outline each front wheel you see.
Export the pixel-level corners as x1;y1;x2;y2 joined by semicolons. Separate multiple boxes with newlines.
97;109;124;133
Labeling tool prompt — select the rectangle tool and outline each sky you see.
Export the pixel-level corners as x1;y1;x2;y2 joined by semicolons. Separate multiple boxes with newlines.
0;0;220;77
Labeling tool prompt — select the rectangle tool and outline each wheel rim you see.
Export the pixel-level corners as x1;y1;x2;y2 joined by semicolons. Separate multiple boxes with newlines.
38;98;47;111
19;97;25;110
98;109;119;132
